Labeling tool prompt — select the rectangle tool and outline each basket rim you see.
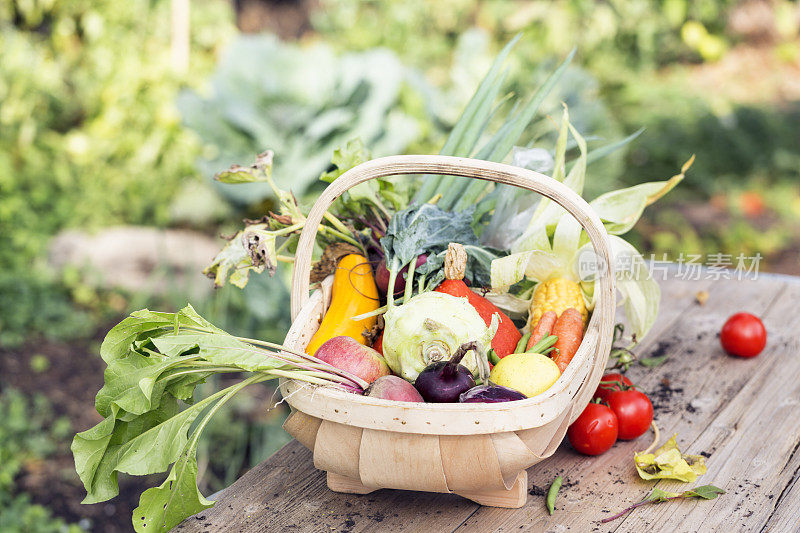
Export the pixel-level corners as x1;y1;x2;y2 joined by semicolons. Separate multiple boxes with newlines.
278;277;604;435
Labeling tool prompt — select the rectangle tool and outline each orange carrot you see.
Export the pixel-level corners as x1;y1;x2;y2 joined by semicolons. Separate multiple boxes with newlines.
551;308;584;372
527;311;557;350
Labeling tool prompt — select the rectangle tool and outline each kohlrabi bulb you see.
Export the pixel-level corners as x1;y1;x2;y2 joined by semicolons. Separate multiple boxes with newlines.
382;292;497;382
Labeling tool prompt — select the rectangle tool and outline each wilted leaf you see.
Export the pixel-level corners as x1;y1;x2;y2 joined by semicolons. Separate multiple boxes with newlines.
213;150;273;184
602;483;724;523
645;488;680;502
203;231;263;288
242;227;278;276
635;435;707;482
310;243;363;283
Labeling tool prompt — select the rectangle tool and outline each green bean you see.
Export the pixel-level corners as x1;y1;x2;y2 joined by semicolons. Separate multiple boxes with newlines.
514;333;531;354
546;475;563;515
526;334;558;354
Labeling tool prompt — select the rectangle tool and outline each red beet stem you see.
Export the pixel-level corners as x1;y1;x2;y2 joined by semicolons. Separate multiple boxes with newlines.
443;341;477;378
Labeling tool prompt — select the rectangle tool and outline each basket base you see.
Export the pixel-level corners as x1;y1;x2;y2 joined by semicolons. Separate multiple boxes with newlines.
326;471;528;509
327;472;377;495
454;471;527;509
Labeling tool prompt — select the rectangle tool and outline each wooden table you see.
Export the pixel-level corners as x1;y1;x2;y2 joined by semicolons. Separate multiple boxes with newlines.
176;273;800;532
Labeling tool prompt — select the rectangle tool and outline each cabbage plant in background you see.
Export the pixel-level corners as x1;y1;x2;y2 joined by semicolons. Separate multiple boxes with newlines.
179;35;426;204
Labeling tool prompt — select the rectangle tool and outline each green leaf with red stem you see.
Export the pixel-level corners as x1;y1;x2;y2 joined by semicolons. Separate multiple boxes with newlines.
602;485;725;523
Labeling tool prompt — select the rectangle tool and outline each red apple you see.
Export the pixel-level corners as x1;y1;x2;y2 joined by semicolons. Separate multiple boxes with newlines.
313;336;391;384
366;375;424;402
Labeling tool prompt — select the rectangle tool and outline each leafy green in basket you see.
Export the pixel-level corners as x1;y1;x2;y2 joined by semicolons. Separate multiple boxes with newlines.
381;203;502;292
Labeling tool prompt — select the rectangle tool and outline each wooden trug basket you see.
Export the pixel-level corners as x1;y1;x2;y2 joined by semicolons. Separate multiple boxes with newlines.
280;155;616;508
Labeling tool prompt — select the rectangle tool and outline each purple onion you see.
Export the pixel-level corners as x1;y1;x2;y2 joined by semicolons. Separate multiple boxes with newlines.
459;384;527;403
414;341;476;403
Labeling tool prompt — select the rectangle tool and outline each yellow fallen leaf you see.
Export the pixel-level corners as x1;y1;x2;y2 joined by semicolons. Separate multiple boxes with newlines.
634;434;707;482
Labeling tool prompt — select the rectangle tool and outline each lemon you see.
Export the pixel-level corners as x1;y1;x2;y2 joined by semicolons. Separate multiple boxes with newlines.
489;352;561;398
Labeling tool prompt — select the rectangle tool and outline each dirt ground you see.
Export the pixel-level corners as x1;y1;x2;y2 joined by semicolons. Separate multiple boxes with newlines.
0;330;157;533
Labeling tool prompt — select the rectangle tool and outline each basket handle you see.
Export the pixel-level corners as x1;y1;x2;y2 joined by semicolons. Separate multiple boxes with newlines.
291;154;614;321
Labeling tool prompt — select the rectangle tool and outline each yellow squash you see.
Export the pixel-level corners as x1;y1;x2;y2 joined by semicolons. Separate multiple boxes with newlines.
305;254;380;356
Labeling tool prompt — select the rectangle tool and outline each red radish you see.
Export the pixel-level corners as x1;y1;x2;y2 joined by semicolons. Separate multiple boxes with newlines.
313;336;391;384
376;255;427;296
366;376;424;402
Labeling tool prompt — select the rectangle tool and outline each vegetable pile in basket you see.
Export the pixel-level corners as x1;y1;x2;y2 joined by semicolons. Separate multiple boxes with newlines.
72;38;693;532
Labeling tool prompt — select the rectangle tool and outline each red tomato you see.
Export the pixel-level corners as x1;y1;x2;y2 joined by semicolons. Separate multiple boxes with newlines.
606;389;653;440
594;373;633;402
720;312;766;358
567;403;618;455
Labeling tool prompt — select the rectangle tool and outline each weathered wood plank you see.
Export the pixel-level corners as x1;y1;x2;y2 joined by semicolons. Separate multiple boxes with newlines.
175;442;481;532
761;470;800;532
615;282;800;532
452;276;788;533
177;275;799;532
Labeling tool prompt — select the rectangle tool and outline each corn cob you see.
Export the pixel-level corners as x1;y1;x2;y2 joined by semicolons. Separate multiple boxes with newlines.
530;277;588;327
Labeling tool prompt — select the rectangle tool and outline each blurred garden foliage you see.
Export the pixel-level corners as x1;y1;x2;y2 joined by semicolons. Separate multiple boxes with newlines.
0;0;234;344
0;390;79;532
310;0;800;263
313;0;738;74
